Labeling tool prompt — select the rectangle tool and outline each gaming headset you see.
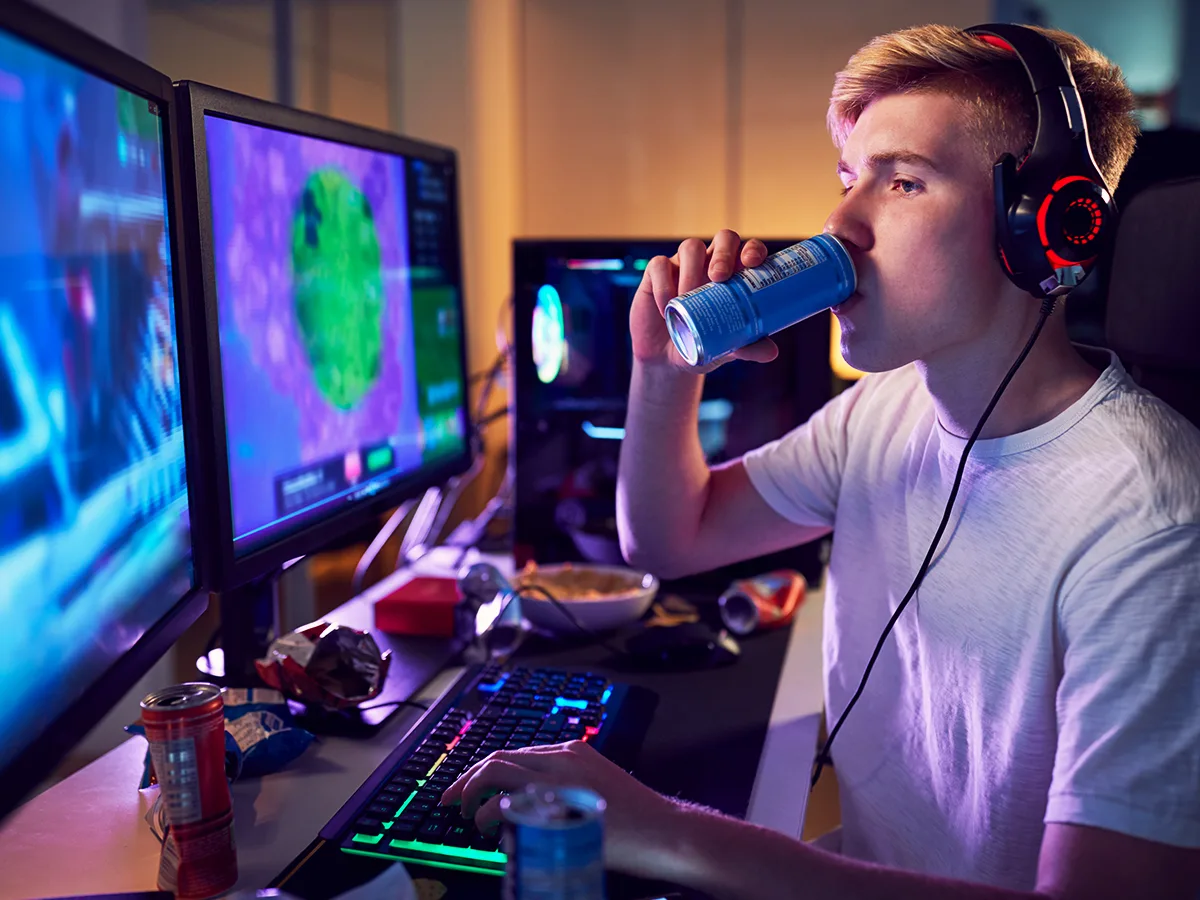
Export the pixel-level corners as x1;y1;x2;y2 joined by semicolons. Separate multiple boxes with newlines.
966;23;1117;299
811;23;1120;789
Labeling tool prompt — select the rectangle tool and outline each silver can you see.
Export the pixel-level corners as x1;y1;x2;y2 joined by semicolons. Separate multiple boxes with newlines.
500;784;606;900
665;233;856;367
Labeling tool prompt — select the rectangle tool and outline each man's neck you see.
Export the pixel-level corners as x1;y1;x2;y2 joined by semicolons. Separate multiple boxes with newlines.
917;311;1104;441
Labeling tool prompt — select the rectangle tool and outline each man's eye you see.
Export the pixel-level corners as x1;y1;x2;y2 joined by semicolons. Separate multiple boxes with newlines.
840;184;853;197
894;179;921;195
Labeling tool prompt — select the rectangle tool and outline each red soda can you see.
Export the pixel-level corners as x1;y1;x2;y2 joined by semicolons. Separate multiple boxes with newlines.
140;683;238;898
718;569;806;636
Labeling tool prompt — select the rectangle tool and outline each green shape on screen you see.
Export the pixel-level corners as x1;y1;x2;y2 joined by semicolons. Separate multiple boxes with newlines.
292;168;384;410
367;445;394;472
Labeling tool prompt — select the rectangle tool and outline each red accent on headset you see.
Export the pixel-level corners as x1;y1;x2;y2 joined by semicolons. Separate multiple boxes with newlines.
1037;192;1055;248
977;34;1016;52
998;245;1014;274
1046;248;1095;271
1037;174;1103;251
1040;195;1099;271
1051;174;1092;192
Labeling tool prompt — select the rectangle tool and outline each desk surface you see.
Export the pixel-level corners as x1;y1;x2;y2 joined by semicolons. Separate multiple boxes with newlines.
0;548;824;900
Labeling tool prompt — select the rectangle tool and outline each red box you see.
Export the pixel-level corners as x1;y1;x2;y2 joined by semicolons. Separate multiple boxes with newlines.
373;576;462;637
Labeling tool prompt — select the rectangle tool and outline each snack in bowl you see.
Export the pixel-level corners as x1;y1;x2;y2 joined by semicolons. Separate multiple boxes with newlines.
513;562;658;633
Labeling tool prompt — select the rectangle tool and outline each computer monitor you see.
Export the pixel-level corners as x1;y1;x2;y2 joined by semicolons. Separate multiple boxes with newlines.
0;1;204;819
512;239;834;589
172;82;473;596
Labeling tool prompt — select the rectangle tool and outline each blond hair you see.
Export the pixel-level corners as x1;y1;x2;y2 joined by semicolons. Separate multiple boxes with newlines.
827;24;1138;190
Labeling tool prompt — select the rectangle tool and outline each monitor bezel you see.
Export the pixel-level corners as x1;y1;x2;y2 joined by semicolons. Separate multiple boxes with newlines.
0;0;206;821
173;80;474;591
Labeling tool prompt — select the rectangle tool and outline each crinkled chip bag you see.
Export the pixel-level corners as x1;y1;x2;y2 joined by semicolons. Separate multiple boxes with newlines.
255;620;390;710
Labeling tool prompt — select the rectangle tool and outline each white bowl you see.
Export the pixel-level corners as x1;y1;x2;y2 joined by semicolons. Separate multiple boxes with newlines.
514;563;659;634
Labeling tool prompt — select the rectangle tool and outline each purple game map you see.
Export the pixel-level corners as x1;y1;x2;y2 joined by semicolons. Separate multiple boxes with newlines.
205;115;424;550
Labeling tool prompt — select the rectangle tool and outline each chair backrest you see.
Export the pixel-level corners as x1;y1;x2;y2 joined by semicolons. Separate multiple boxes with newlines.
1104;176;1200;428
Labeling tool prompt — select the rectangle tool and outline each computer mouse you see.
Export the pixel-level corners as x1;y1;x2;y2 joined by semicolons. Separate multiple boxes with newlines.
623;622;740;670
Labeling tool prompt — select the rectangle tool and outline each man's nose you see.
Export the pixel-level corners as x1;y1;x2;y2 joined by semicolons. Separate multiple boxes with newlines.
822;191;873;254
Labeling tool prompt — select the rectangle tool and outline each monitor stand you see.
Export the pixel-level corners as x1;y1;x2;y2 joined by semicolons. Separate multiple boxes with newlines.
196;571;283;688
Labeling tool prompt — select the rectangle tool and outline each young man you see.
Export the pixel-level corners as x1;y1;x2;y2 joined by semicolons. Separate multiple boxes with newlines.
442;24;1200;899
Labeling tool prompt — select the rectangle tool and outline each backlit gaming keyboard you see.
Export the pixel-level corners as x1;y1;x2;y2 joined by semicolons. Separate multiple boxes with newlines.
321;663;658;875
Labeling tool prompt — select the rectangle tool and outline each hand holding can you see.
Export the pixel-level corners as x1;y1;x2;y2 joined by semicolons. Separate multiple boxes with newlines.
630;231;782;374
665;234;856;368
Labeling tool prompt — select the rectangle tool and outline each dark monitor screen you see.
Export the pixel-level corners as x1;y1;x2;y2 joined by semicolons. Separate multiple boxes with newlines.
176;83;473;589
513;240;834;588
0;1;200;813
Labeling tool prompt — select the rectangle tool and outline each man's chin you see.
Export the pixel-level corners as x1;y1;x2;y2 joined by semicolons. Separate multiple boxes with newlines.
841;340;911;375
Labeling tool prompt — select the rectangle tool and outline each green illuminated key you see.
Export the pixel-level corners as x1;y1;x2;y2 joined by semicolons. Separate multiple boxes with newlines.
389;838;506;868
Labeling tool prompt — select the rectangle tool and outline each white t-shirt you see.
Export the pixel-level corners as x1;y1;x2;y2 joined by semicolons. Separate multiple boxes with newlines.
742;347;1200;890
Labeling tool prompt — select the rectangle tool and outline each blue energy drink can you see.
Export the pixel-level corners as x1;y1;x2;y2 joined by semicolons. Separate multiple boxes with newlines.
500;784;606;900
664;233;856;367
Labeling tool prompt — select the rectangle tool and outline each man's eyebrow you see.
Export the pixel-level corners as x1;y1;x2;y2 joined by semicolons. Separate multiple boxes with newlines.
836;151;942;177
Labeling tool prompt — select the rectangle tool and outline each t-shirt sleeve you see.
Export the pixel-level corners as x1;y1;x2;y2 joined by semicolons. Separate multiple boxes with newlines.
740;374;869;530
1046;523;1200;847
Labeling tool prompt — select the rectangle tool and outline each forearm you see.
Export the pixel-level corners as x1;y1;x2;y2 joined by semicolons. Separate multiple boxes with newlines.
616;360;708;577
655;805;1051;900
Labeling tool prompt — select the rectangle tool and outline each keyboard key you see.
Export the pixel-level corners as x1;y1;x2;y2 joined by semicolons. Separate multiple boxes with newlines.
355;817;383;832
472;829;501;852
443;824;474;847
418;820;449;840
445;751;473;768
505;708;546;719
389;821;419;841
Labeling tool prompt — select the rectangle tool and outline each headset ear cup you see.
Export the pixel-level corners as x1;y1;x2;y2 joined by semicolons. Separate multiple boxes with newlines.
1042;178;1114;266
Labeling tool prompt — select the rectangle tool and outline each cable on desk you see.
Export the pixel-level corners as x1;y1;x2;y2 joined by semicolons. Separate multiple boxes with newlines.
516;584;633;660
